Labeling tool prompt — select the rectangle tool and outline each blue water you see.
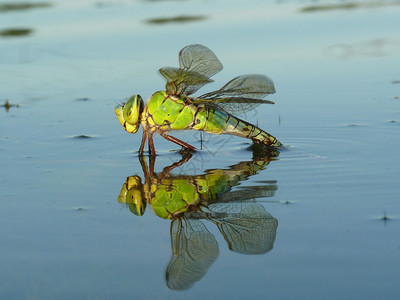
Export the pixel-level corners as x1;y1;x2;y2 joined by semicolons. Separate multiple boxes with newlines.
1;0;400;299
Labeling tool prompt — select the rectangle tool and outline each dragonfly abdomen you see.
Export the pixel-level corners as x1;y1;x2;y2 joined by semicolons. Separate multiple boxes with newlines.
192;106;281;148
230;117;281;147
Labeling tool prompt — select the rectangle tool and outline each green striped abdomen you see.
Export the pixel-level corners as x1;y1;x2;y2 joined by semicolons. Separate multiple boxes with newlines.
192;106;282;148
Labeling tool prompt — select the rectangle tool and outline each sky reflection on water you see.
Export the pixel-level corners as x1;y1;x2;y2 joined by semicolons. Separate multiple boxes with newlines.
0;0;399;299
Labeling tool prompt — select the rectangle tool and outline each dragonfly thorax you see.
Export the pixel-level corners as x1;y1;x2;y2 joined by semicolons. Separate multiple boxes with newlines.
165;81;177;95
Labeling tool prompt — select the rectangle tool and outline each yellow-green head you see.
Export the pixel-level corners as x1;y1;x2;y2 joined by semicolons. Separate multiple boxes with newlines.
115;94;144;134
118;175;146;216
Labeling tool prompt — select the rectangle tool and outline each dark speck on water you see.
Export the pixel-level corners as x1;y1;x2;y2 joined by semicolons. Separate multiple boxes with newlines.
381;211;390;221
378;211;393;226
0;2;51;12
300;1;400;13
300;3;359;12
72;135;93;139
0;28;33;37
345;123;367;127
1;99;19;112
145;15;207;24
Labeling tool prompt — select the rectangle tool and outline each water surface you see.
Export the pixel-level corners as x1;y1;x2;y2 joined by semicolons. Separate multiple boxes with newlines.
1;0;399;299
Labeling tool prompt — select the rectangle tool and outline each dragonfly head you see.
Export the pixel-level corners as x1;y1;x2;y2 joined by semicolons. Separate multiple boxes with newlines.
115;94;144;134
118;175;146;216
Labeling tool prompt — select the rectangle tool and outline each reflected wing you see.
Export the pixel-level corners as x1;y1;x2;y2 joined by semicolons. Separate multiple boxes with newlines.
195;74;276;114
206;201;278;254
219;185;278;203
166;218;219;290
159;44;223;96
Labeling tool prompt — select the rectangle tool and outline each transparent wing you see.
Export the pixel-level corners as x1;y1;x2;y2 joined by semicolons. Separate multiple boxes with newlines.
166;218;219;290
206;201;278;255
159;44;223;96
159;67;214;96
179;44;223;78
219;184;278;202
201;74;275;99
195;74;276;114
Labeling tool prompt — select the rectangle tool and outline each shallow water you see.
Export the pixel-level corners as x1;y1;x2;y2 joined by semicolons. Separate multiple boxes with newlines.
1;0;400;299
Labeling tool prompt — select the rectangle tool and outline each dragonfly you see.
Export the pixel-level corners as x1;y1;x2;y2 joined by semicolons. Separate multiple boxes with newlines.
118;152;279;290
115;44;282;156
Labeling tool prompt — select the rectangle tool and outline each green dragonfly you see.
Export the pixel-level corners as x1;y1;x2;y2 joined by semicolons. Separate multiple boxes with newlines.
118;151;279;290
115;44;282;156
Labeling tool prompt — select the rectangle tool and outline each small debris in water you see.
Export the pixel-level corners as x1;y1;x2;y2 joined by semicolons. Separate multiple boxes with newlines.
72;207;88;212
301;1;400;13
301;3;358;12
0;28;33;37
0;3;51;12
145;15;207;24
72;134;93;139
377;210;394;226
345;123;367;127
1;99;19;112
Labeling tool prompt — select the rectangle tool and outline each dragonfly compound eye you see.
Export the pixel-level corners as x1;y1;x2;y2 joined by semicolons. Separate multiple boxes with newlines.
123;95;142;125
115;95;143;134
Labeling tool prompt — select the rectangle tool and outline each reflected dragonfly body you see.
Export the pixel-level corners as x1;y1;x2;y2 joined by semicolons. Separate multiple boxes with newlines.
118;151;279;290
115;44;281;156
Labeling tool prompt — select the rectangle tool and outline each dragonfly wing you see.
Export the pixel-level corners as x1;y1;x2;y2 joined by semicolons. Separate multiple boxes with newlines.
195;74;275;114
159;67;214;96
195;97;275;114
166;218;219;290
160;44;223;96
179;44;223;79
206;201;278;255
201;74;276;99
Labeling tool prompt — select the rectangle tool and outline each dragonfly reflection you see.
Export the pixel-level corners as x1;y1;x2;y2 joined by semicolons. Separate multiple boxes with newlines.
118;149;279;290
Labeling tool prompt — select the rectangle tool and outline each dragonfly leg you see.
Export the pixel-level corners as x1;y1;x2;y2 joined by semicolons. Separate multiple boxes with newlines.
149;155;156;175
160;133;196;151
148;131;157;156
138;155;149;180
160;151;193;177
139;128;147;155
